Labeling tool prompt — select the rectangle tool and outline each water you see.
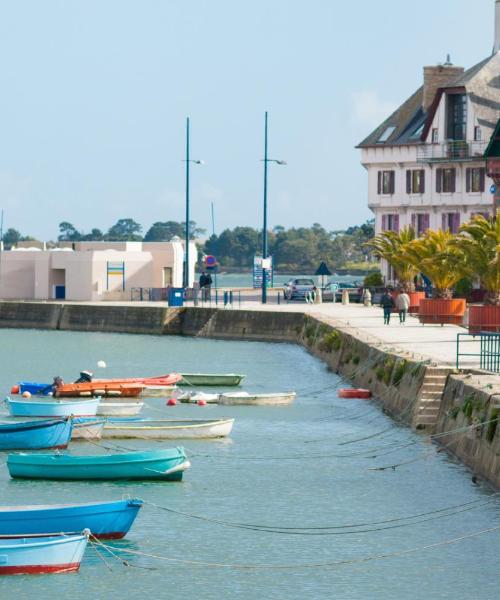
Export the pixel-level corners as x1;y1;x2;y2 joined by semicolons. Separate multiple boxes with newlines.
0;329;499;599
213;272;363;289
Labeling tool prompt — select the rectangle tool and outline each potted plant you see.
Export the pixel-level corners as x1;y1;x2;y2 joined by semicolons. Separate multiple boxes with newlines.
365;227;424;311
453;214;500;333
404;230;467;325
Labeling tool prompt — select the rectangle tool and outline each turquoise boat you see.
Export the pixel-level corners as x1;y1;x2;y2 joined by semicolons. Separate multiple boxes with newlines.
7;447;190;481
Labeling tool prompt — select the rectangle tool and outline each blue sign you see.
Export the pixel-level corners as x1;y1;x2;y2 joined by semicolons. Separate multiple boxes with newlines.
490;184;497;194
253;256;273;289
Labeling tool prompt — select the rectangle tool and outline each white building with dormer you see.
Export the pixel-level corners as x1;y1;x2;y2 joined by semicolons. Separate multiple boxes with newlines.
358;0;500;281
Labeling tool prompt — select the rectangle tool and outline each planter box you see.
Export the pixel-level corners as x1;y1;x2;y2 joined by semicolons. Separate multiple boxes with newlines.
468;305;500;334
418;298;466;325
408;291;426;313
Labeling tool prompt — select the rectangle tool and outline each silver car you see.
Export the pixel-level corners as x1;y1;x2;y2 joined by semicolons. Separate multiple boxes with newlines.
283;278;316;301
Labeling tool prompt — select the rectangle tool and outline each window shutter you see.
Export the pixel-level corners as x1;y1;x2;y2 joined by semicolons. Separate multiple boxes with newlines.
420;170;425;194
466;168;471;193
393;214;400;232
377;172;382;195
423;213;430;231
390;171;395;194
451;169;456;193
406;170;411;194
453;212;461;233
480;168;486;192
411;213;416;231
381;214;387;231
442;213;447;231
436;169;442;193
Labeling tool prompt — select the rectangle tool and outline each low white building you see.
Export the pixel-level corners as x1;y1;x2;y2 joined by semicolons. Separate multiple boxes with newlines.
359;0;500;281
0;240;197;301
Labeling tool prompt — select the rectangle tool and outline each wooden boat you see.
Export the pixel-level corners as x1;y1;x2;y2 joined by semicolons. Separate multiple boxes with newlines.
7;447;190;481
54;382;144;398
103;418;234;439
338;388;372;399
219;391;296;406
177;391;220;404
178;373;245;387
0;531;89;575
0;499;142;540
143;385;178;397
0;418;73;450
94;373;182;387
96;401;144;417
71;418;106;440
5;397;99;418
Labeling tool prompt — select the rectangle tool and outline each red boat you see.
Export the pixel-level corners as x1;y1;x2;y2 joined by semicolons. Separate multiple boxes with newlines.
338;388;372;399
94;373;182;387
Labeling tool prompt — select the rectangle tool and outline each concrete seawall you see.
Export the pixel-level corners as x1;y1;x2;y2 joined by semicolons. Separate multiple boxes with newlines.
1;301;498;488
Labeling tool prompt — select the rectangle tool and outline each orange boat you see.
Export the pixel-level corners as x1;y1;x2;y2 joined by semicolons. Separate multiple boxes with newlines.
54;383;145;398
94;373;182;387
338;388;372;399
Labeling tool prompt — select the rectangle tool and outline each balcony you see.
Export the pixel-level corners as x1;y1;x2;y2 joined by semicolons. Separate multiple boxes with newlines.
417;141;487;163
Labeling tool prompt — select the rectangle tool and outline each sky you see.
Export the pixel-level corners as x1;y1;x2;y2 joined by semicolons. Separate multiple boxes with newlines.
0;0;495;240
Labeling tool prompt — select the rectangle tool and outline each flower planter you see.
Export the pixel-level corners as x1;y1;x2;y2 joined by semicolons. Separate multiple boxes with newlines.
468;305;500;334
408;291;426;313
418;298;466;325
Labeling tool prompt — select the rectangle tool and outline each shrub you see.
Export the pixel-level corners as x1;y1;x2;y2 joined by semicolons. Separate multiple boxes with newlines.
364;271;384;287
321;330;342;353
392;360;408;386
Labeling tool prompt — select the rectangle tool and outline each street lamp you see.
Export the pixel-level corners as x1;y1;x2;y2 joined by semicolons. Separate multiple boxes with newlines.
183;117;203;289
261;111;286;304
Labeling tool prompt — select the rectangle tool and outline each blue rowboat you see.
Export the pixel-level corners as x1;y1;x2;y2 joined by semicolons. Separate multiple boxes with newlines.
4;397;99;418
17;382;52;396
0;531;89;575
71;418;106;440
0;499;142;539
0;418;73;450
7;447;190;481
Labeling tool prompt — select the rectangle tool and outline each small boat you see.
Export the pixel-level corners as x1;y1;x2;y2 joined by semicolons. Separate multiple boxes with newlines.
0;531;89;575
338;388;372;399
0;418;73;450
96;401;144;417
95;373;182;387
103;418;234;439
54;382;144;398
177;391;220;404
179;373;245;386
143;385;178;397
4;397;99;418
219;391;296;406
0;499;142;539
14;382;53;396
7;447;190;481
71;418;106;440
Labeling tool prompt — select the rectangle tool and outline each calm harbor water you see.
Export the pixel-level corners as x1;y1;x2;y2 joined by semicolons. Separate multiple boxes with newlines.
212;272;362;289
0;329;498;599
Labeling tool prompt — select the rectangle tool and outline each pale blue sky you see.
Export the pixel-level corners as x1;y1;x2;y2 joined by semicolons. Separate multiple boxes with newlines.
0;0;494;239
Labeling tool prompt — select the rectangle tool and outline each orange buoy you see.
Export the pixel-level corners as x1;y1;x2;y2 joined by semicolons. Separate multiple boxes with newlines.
10;385;20;395
166;398;177;406
338;388;372;399
197;399;207;406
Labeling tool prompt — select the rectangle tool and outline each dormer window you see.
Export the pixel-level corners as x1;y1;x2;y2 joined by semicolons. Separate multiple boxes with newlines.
447;93;467;141
432;128;439;143
377;126;396;143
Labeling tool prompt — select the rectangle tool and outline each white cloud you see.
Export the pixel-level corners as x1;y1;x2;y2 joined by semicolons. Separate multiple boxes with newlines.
351;91;398;129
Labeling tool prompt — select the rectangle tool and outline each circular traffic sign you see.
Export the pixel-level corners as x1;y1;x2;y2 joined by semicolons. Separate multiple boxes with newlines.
205;255;217;267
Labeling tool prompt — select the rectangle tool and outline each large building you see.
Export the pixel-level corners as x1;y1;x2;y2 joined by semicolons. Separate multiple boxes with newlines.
358;0;500;281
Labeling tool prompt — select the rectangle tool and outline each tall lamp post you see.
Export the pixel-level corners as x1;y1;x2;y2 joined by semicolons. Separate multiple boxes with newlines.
261;111;286;304
183;117;203;289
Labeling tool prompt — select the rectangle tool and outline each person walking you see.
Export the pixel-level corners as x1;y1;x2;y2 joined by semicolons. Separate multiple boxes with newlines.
380;290;395;325
199;271;212;301
396;291;410;324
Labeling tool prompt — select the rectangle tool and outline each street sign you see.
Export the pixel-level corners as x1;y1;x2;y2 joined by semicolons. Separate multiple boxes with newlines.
253;256;273;288
205;255;217;267
491;184;497;194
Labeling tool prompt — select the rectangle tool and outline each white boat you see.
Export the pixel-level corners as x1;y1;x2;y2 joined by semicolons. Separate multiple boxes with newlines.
71;419;106;440
219;392;296;406
142;386;177;397
102;418;234;439
177;391;220;404
97;402;144;417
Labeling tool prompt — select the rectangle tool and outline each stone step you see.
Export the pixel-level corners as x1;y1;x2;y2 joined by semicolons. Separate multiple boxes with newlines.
421;380;447;387
418;399;441;406
415;416;438;426
417;406;440;415
419;392;443;400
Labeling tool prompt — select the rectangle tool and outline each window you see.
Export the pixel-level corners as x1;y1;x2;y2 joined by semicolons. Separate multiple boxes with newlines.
441;212;460;234
432;128;439;143
447;94;467;141
377;126;396;143
409;124;424;140
474;126;482;142
381;214;399;232
436;168;456;193
377;170;395;195
406;170;425;194
411;213;430;236
466;167;485;193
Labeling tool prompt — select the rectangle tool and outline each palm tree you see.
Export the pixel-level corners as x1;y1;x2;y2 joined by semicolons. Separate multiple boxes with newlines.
404;230;466;299
453;214;500;305
365;227;418;292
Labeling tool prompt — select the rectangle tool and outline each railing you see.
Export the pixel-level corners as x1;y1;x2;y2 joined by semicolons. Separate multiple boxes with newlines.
456;332;500;373
130;287;284;307
417;141;487;163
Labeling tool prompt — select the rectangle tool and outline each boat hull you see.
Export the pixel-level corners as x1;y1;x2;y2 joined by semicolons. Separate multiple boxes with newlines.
55;383;144;398
96;402;144;417
179;373;245;386
7;447;190;481
5;397;99;418
71;418;105;440
0;499;142;539
102;418;234;439
338;389;372;399
0;418;73;450
0;533;88;575
219;392;296;405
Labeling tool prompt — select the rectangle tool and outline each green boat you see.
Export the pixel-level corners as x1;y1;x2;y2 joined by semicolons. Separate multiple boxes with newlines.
7;447;190;481
179;373;245;386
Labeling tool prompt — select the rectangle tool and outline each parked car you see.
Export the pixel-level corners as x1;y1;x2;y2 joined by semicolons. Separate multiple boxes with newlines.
283;278;316;301
321;282;363;303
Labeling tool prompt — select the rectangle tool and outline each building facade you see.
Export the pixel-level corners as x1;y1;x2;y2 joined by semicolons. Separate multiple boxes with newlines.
359;0;500;281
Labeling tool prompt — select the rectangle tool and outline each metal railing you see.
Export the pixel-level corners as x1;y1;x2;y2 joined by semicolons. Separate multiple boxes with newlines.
130;287;284;307
456;332;500;373
417;141;487;163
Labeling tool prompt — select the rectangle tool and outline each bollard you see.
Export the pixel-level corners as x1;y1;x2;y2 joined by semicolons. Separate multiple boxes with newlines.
314;288;322;304
229;291;233;305
363;288;372;307
223;291;228;306
342;289;350;305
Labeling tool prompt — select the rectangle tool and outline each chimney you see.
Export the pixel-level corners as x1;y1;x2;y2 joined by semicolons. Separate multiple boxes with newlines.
494;0;500;53
423;61;465;111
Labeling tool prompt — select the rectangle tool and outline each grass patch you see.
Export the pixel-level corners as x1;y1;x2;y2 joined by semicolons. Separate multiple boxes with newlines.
392;360;408;387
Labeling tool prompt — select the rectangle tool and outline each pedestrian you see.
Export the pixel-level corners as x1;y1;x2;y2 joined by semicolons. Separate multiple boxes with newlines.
380;289;395;325
199;271;212;301
395;290;410;324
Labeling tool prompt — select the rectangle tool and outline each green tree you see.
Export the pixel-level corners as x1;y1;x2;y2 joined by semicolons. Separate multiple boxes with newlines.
2;228;21;249
105;218;142;241
81;228;104;241
58;222;82;242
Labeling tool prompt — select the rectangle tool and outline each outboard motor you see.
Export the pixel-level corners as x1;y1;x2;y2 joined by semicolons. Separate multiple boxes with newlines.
52;376;64;394
74;370;93;384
